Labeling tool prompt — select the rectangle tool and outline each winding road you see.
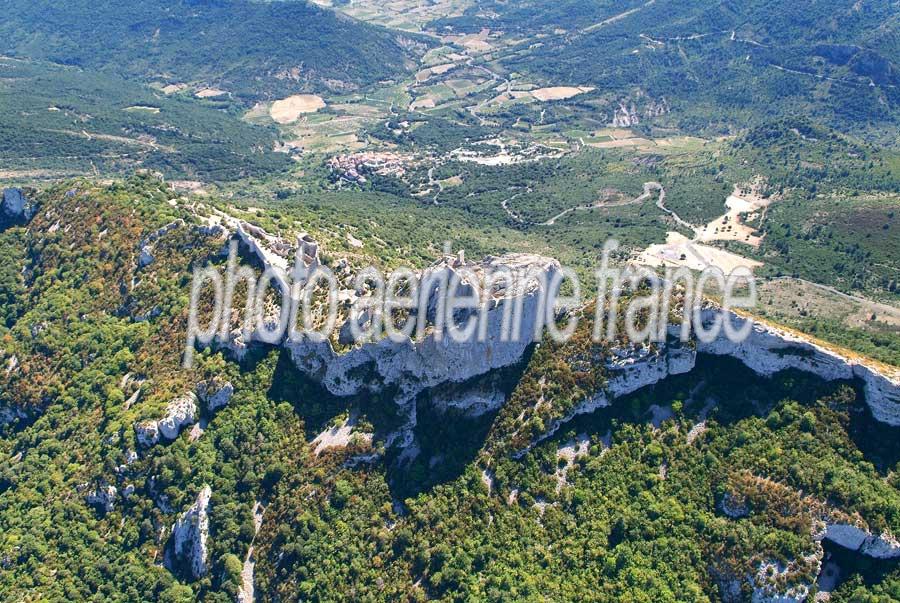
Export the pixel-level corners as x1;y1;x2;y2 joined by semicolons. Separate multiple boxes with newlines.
502;181;689;228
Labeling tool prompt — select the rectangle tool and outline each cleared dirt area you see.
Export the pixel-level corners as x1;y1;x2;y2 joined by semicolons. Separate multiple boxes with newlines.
696;183;773;248
159;83;187;95
638;231;763;273
195;88;228;98
270;94;327;124
416;62;457;82
588;137;654;149
440;27;495;53
124;106;160;114
410;97;437;110
531;86;595;101
313;0;473;32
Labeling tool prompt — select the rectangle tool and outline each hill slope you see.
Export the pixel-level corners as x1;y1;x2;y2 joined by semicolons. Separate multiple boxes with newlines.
0;179;898;600
0;0;430;101
0;58;292;181
433;0;900;140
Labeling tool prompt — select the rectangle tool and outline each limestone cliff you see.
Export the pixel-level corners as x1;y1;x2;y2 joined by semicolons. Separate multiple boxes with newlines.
1;188;35;222
821;524;900;559
521;306;899;453
207;220;900;458
170;485;212;579
696;308;900;426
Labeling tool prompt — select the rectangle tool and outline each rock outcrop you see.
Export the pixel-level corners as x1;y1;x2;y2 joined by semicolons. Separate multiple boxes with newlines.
751;556;819;603
1;188;35;222
212;240;560;459
695;309;900;426
431;389;506;417
821;524;900;559
519;306;899;453
135;392;199;447
282;253;557;398
197;379;234;412
611;102;640;127
135;420;160;447
85;482;117;513
205;219;898;456
135;380;238;448
171;485;212;579
136;219;184;269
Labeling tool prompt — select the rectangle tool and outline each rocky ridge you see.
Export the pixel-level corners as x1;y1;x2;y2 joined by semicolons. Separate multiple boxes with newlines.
169;485;212;579
211;223;561;458
526;306;900;453
201;218;899;466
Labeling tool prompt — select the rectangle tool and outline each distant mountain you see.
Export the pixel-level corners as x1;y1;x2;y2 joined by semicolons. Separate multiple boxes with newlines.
433;0;900;139
0;0;431;102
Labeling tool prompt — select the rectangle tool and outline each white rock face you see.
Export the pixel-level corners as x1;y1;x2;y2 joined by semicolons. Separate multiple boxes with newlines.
606;344;677;396
134;392;198;447
282;253;559;403
1;188;34;221
696;308;900;426
208;219;899;454
853;367;900;426
172;485;212;579
85;483;117;513
136;219;184;268
212;233;558;417
823;524;900;559
611;102;640;127
135;420;160;447
518;305;900;454
277;252;558;460
157;393;199;440
555;306;900;441
197;379;234;412
520;343;698;453
431;389;506;417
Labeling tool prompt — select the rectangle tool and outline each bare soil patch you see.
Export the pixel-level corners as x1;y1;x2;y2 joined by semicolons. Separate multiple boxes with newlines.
531;86;595;102
270;94;327;124
195;88;228;99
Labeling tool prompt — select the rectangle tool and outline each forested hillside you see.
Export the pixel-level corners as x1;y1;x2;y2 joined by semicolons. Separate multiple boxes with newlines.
0;59;292;181
1;178;899;601
0;0;430;101
433;0;900;139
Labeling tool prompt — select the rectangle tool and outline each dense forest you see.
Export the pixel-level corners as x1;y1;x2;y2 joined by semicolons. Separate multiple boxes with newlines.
0;0;430;101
